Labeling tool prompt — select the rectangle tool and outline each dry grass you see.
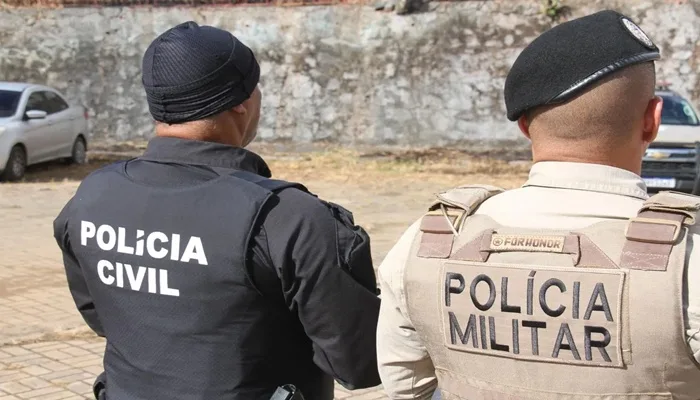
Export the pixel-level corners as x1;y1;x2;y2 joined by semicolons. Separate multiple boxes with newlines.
13;145;532;190
265;147;531;189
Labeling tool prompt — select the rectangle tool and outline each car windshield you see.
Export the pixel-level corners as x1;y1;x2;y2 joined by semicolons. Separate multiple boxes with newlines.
660;95;700;126
0;90;22;118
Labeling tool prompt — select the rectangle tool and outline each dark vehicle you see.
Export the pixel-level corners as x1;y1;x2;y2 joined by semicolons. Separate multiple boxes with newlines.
641;85;700;194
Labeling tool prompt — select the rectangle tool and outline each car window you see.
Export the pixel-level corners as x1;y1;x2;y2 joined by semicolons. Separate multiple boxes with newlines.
660;95;700;126
44;91;69;114
0;90;22;118
25;92;52;114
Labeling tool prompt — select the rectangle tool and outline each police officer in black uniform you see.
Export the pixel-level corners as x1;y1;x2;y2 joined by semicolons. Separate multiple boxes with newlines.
53;21;381;400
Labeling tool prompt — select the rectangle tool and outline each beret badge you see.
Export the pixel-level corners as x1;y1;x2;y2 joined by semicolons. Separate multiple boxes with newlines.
621;17;655;49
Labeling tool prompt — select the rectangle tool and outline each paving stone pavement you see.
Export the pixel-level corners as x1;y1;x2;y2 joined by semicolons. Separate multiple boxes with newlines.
0;337;394;399
0;184;84;345
0;339;105;399
1;178;455;399
0;338;390;400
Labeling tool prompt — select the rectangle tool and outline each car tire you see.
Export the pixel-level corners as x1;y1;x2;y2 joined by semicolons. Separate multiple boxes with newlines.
70;136;88;165
0;145;27;182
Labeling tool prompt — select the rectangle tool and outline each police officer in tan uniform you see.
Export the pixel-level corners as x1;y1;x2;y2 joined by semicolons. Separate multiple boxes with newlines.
376;10;700;400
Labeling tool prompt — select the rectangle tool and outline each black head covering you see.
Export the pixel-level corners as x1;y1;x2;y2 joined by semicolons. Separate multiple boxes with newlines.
142;21;260;124
504;10;660;122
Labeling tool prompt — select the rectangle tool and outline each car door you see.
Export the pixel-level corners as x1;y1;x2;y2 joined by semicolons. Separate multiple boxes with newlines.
42;91;75;159
19;91;54;164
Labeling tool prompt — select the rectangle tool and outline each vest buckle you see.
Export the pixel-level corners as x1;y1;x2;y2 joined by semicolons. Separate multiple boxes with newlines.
624;217;682;244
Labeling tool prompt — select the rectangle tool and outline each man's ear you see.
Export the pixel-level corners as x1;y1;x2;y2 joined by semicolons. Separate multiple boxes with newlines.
643;96;663;144
518;115;531;140
232;103;247;115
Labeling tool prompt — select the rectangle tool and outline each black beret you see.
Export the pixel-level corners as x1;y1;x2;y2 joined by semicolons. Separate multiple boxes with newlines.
504;10;660;121
142;21;260;124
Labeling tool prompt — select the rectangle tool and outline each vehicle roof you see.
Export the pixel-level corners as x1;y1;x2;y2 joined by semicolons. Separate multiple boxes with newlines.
655;89;688;100
0;81;58;93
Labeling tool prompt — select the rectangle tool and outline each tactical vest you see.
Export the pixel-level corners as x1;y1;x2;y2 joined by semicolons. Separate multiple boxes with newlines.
405;185;700;400
66;161;332;400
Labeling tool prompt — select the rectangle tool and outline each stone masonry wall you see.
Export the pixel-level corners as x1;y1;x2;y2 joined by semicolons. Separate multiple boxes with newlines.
0;0;699;146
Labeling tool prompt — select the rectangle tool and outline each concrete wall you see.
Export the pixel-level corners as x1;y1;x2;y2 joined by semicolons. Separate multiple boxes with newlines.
1;0;699;146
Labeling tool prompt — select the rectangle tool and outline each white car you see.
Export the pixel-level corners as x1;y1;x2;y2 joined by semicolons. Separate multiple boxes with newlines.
0;82;89;181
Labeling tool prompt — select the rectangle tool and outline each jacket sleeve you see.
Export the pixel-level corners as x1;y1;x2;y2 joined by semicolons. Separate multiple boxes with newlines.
258;189;381;389
53;198;105;337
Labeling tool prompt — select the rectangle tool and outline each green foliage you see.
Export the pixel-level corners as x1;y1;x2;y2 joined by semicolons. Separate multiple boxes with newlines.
541;0;570;21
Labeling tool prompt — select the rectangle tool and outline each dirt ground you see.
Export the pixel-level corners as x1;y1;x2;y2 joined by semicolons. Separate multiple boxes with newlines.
0;144;531;399
2;142;532;336
1;143;532;339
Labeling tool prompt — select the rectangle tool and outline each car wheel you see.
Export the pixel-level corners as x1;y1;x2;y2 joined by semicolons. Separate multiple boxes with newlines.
0;146;27;182
71;137;88;165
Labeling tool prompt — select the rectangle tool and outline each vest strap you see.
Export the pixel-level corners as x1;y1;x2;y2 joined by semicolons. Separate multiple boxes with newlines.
428;184;505;216
417;185;504;259
620;191;700;271
417;213;459;258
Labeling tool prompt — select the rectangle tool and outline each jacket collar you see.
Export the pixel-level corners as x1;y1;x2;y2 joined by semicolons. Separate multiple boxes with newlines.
523;161;649;200
139;136;272;177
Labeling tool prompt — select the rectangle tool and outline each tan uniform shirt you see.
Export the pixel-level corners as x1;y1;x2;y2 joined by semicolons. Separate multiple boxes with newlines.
376;161;700;399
